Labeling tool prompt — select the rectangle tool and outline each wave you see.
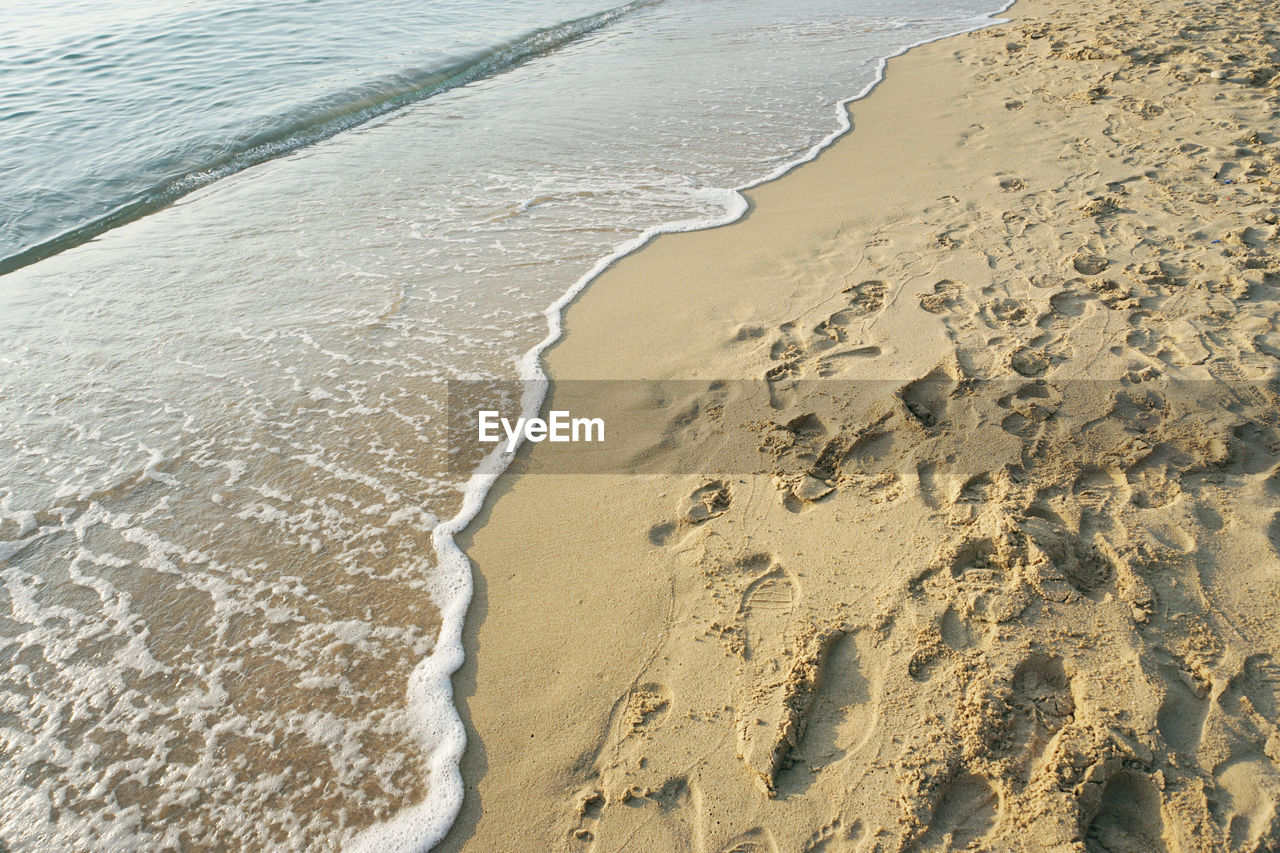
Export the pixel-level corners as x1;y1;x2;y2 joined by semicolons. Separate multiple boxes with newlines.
0;0;663;278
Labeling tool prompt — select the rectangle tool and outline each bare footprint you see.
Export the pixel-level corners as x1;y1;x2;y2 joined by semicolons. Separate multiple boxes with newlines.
918;279;965;315
577;777;699;851
1084;770;1168;852
1126;443;1190;509
998;381;1059;440
1155;658;1209;757
801;819;861;853
913;773;999;850
718;826;779;853
735;628;839;796
779;632;873;788
1022;517;1115;597
1213;758;1280;850
1009;653;1074;779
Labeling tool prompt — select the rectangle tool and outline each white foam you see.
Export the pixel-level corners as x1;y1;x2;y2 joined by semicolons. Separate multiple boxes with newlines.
348;2;1016;850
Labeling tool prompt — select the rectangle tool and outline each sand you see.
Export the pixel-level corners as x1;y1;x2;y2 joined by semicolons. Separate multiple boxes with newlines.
440;0;1280;849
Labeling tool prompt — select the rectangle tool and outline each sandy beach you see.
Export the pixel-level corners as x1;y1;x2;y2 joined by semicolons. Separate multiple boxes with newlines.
442;0;1280;848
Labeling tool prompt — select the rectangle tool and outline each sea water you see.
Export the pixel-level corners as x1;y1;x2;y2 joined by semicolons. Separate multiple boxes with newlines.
0;0;1007;848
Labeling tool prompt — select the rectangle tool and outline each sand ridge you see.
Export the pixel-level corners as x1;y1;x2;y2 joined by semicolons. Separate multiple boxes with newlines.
446;0;1280;849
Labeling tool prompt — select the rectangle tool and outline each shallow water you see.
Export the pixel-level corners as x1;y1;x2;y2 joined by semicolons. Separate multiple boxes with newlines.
0;0;1006;848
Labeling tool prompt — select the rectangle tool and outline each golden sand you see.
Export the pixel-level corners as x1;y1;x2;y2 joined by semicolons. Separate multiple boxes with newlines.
442;0;1280;848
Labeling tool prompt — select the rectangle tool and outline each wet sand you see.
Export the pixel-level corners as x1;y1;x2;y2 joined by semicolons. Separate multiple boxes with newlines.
443;0;1280;848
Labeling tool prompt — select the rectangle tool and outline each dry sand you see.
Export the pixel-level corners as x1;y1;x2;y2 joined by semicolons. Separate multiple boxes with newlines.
441;0;1280;849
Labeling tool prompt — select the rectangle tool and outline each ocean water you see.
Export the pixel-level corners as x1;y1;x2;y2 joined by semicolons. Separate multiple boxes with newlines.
0;0;1007;849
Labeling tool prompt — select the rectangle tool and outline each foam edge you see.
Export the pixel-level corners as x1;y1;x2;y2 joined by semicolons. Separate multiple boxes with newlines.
348;2;1016;849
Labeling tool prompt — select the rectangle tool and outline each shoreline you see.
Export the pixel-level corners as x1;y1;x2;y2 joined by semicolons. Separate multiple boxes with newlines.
387;4;1021;849
444;0;1280;847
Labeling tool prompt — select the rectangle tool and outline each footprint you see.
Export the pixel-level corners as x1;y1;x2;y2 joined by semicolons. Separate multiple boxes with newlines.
1009;347;1050;377
918;279;964;315
940;532;1029;623
734;627;836;796
1072;252;1111;275
1235;654;1280;720
1084;771;1169;852
1009;654;1074;778
913;773;999;851
948;539;1011;618
841;429;895;476
997;381;1059;440
1155;658;1209;757
1121;322;1204;368
801;819;861;852
579;777;698;850
1064;536;1114;595
1107;385;1166;434
1086;277;1136;310
765;338;805;409
916;461;941;508
1044;290;1089;325
624;683;673;735
739;565;797;661
1126;443;1190;509
811;283;887;361
1213;758;1280;851
981;297;1031;327
766;329;804;375
780;632;873;786
1072;466;1130;514
765;359;800;384
680;479;732;523
570;789;605;847
916;280;1002;374
899;367;955;429
1080;196;1120;217
840;278;887;313
718;826;779;853
1021;517;1115;600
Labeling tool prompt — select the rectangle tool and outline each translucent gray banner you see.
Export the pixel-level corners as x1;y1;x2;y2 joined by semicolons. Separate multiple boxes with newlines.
444;377;1280;480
